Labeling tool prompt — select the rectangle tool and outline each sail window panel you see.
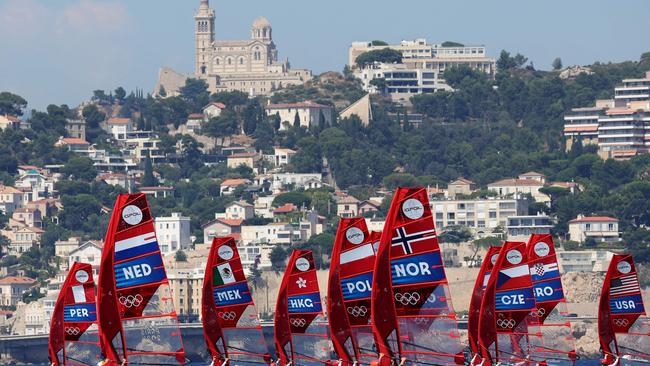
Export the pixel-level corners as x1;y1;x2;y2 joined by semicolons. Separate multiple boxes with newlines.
65;340;102;366
122;316;184;356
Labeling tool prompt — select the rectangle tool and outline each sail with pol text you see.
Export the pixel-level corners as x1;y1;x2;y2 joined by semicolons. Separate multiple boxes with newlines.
468;246;500;364
48;262;102;366
525;234;576;365
328;217;378;365
202;237;272;366
97;193;186;365
274;250;332;366
598;254;650;366
478;241;543;366
371;187;464;366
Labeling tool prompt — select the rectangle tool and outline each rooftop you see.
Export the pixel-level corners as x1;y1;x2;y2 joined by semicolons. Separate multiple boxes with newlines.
273;203;297;214
228;152;258;159
57;138;90;145
204;102;226;110
266;101;331;110
107;117;131;125
488;178;545;187
221;178;250;186
0;276;36;285
569;216;618;224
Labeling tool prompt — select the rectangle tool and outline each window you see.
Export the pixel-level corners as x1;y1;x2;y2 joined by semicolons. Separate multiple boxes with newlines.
489;212;497;219
447;213;455;220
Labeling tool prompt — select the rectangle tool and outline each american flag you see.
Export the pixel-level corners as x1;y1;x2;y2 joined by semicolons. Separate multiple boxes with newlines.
610;275;640;296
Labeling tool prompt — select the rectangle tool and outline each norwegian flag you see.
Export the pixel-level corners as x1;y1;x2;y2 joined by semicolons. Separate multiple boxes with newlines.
390;219;438;257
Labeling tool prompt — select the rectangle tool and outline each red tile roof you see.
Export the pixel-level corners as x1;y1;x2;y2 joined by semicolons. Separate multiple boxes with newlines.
221;179;250;186
188;113;204;119
0;276;36;285
569;216;618;223
58;138;90;145
107;117;131;125
228;152;258;159
265;101;331;109
273;203;297;214
204;102;226;110
488;178;545;187
218;219;244;227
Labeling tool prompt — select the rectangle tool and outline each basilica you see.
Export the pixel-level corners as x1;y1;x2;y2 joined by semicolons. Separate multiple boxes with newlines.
194;0;311;96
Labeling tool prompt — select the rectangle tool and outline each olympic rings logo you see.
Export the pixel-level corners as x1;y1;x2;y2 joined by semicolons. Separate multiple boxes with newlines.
530;308;546;318
119;294;143;308
496;319;516;329
290;318;307;327
65;327;80;335
414;317;429;325
218;311;236;321
613;319;629;327
395;292;421;306
347;306;368;318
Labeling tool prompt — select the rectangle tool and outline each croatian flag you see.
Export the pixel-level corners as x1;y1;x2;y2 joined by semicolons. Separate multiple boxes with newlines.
114;232;159;262
530;262;559;282
496;264;530;290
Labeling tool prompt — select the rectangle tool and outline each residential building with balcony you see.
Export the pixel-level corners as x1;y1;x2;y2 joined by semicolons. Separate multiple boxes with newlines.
506;214;553;240
430;195;528;234
614;71;650;108
563;106;607;151
556;250;615;272
597;107;650;159
568;216;621;244
0;277;35;306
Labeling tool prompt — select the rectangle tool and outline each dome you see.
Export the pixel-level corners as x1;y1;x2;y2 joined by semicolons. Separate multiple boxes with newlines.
252;16;271;28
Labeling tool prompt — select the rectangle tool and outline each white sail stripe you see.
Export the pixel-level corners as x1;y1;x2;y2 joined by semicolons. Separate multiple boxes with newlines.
340;243;375;264
115;232;157;252
72;285;86;303
610;285;640;293
500;264;529;277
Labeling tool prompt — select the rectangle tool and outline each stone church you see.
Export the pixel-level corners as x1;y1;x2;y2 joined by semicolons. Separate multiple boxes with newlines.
194;0;311;96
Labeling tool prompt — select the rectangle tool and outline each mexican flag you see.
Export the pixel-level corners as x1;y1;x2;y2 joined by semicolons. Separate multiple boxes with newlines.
213;262;236;286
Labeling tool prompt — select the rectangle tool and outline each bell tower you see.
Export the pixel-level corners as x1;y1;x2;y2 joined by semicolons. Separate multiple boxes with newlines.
194;0;215;76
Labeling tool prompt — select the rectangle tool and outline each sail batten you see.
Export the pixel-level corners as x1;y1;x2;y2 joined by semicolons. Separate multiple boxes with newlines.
468;246;500;363
371;187;464;366
97;193;186;366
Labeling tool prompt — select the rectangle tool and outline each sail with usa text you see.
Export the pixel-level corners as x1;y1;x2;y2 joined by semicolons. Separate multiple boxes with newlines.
328;217;378;365
48;262;102;366
97;193;186;365
525;234;577;365
468;246;500;365
478;241;543;366
202;236;273;366
598;254;649;366
274;250;333;365
371;187;464;366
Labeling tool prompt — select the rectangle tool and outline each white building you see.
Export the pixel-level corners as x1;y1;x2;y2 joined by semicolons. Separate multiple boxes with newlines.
0;185;25;214
104;118;133;140
68;241;103;275
614;71;650;108
430;196;528;233
506;214;553;241
265;102;334;130
203;102;226;119
271;173;322;192
568;216;621;244
356;63;451;101
224;201;254;220
155;213;192;254
556;250;615;272
269;147;296;167
240;223;302;246
488;172;550;204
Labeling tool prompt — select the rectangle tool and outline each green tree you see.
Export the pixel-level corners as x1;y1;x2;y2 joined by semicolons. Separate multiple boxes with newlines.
175;250;188;262
270;246;288;272
382;173;419;189
114;87;126;104
497;50;528;70
142;151;157;187
82;104;106;142
293;111;301;128
62;156;97;181
552;57;563;70
441;41;465;47
0;92;28;116
180;78;210;111
355;48;402;68
272;191;311;208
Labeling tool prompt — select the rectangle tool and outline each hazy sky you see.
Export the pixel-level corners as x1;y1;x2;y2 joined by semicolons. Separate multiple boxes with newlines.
1;0;648;111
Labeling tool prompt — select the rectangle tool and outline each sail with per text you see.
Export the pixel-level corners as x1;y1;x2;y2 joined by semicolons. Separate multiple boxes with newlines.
274;250;332;365
371;187;464;366
598;254;649;366
97;193;186;365
202;237;272;365
525;234;576;365
328;217;378;365
48;262;102;366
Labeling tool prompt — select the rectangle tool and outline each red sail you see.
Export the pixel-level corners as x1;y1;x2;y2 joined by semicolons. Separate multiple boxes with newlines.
525;234;576;365
274;250;331;365
328;218;378;365
97;193;185;365
478;241;542;366
371;187;464;366
598;254;649;365
202;237;272;365
468;246;500;359
49;262;102;366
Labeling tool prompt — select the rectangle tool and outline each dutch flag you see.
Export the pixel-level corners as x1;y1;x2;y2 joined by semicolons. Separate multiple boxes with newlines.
114;232;159;262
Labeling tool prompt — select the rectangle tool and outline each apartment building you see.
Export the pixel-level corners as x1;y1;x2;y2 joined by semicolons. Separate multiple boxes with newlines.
0;277;36;306
265;101;334;130
167;267;204;323
556;250;615;272
614;71;650;107
568;216;621;244
430;196;528;232
563;106;608;151
597;107;650;159
155;213;192;254
506;214;553;240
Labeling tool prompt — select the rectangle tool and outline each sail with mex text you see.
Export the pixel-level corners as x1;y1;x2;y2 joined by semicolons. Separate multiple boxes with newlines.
478;241;543;366
274;250;332;365
371;187;464;366
328;217;378;365
525;234;577;365
468;246;500;365
49;262;102;366
598;254;649;366
97;193;186;366
201;236;272;366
